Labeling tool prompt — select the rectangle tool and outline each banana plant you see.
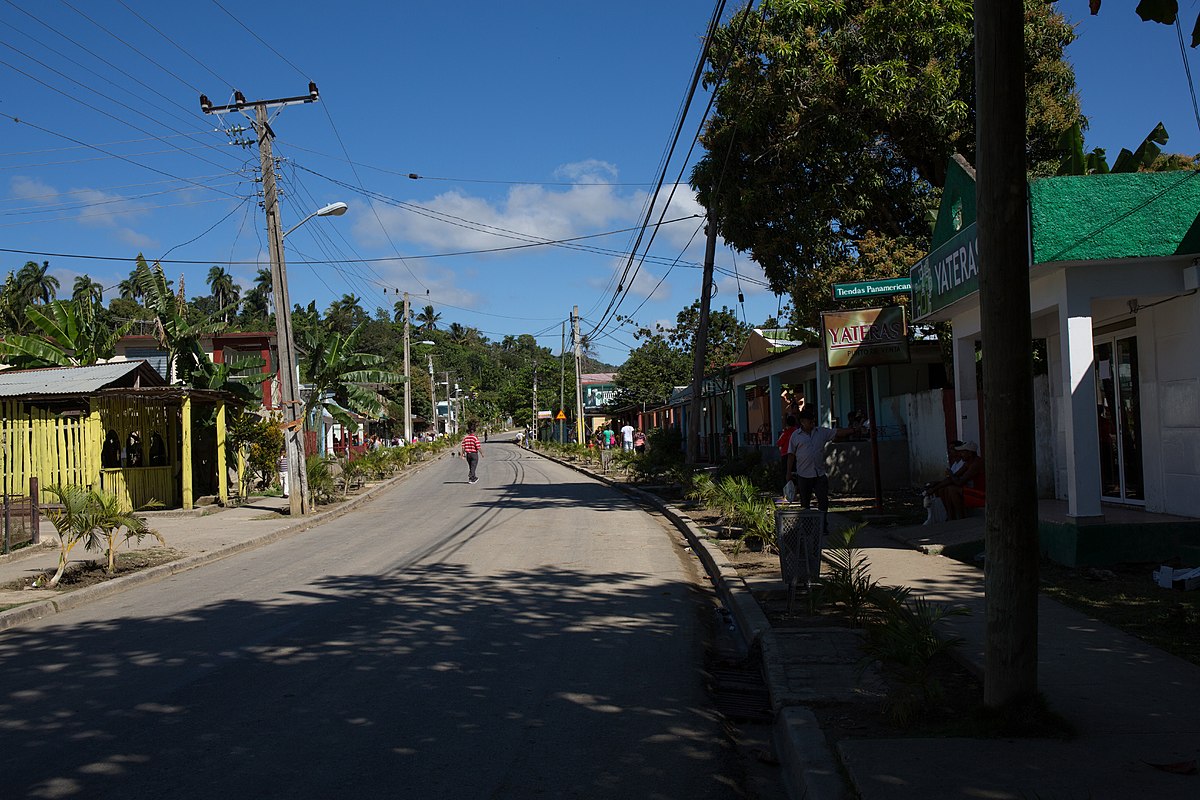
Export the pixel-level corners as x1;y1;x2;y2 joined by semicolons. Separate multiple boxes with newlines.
0;300;134;368
1057;121;1171;175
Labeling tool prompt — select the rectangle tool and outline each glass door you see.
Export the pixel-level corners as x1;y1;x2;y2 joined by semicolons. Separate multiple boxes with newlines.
1094;335;1144;503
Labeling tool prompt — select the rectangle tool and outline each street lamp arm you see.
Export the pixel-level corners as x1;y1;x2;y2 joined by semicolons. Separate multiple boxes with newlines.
283;202;349;238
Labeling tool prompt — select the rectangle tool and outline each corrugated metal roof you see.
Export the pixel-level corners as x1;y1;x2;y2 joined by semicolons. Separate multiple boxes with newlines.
0;361;164;398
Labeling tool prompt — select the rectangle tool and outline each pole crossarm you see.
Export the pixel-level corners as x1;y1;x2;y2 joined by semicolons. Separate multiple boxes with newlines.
200;83;319;115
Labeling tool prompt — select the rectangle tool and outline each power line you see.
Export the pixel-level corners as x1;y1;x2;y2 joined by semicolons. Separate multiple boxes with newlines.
274;140;657;186
113;0;234;90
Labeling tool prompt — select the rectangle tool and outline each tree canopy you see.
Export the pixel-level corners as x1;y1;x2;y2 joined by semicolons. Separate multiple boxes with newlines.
690;0;1081;329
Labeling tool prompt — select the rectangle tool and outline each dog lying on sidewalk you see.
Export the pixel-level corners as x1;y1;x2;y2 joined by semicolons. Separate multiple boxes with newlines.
923;491;948;525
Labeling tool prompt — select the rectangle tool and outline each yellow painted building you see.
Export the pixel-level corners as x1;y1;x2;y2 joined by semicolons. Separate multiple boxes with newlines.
0;361;235;511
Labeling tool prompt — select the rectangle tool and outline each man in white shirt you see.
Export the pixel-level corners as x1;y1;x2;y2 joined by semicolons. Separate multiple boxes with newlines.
620;422;635;451
784;407;852;521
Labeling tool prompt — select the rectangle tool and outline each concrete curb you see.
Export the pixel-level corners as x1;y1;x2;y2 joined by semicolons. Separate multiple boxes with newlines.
0;452;448;633
527;448;850;800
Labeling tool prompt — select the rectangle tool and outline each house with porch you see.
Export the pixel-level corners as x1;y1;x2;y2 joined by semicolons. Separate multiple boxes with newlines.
910;155;1200;565
0;361;238;512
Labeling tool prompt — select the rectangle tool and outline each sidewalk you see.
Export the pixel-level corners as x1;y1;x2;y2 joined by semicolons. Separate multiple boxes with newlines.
0;457;440;631
540;453;1200;799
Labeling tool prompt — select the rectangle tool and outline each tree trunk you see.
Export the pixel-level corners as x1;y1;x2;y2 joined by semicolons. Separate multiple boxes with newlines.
976;0;1041;708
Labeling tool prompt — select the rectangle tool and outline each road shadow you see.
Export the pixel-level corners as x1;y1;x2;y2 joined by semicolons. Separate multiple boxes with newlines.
0;563;739;798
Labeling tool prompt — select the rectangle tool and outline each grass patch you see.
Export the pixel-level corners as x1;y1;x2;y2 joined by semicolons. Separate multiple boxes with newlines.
1039;559;1200;667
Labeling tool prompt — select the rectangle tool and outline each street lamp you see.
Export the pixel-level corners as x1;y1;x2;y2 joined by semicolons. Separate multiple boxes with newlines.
283;202;348;239
272;200;348;518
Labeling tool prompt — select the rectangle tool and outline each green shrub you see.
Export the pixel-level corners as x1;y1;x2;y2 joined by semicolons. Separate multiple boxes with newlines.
859;594;970;727
306;454;338;506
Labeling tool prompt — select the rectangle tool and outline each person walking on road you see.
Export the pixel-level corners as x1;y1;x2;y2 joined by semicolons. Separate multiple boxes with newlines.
460;422;483;484
620;421;635;451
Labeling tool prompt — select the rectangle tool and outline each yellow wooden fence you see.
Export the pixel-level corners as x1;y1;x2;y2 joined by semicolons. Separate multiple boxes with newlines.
0;399;89;504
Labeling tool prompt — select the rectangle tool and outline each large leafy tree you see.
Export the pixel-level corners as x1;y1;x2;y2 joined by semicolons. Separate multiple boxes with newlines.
326;293;369;335
666;302;752;376
613;331;690;409
691;0;1081;328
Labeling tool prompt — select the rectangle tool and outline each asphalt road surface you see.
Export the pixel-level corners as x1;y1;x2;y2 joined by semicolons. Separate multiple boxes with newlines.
0;444;759;798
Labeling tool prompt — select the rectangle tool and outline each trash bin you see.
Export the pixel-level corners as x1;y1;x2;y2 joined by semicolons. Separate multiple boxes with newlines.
774;505;823;590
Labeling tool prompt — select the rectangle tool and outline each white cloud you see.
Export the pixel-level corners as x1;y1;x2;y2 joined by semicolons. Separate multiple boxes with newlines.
117;228;157;250
10;176;57;201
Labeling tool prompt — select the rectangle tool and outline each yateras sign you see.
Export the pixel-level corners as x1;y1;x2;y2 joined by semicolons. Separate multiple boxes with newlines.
821;306;909;370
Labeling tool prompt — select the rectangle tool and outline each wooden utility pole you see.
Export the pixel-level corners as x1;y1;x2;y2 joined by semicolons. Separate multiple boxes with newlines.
202;85;320;517
403;292;413;443
976;0;1040;708
687;223;718;463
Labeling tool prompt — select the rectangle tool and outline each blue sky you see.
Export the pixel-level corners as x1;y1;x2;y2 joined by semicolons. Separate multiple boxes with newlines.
0;2;1197;365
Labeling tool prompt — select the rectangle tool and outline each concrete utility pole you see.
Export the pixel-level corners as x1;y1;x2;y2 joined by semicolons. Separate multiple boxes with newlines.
428;355;436;434
403;292;412;443
572;306;584;446
202;84;321;517
687;223;718;464
443;372;452;435
531;357;538;442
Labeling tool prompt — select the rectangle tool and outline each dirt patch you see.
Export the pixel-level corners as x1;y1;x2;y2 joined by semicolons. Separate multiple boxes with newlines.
5;547;185;592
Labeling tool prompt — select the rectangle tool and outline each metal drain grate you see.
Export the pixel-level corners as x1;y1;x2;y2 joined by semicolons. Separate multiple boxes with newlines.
705;660;773;724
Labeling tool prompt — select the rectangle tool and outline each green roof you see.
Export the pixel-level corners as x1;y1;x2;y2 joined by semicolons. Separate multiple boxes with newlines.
1030;170;1200;264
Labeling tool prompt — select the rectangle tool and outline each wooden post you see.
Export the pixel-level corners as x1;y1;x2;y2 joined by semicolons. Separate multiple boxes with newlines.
181;396;194;510
216;400;228;505
976;0;1040;708
29;476;39;545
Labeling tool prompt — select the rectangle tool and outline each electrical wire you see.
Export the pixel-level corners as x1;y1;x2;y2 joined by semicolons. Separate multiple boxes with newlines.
274;140;656;186
585;0;730;338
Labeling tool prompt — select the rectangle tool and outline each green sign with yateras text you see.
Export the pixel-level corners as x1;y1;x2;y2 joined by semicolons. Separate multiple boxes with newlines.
832;277;912;300
909;222;979;321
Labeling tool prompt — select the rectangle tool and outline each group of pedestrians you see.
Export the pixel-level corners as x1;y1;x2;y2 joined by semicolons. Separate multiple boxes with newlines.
592;421;646;453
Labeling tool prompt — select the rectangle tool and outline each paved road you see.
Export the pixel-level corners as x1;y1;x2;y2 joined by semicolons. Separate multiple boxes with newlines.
0;444;752;798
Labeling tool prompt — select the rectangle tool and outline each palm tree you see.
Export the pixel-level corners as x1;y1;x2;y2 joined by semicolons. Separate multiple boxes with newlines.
252;267;274;312
15;260;59;304
447;322;468;345
326;293;366;333
416;304;441;333
117;273;141;303
72;274;104;306
206;266;240;323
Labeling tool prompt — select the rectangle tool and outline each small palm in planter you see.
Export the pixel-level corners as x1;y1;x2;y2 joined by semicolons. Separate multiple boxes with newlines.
734;494;778;553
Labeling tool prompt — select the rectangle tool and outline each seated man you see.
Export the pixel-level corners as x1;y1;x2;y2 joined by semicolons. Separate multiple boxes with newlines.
925;441;983;520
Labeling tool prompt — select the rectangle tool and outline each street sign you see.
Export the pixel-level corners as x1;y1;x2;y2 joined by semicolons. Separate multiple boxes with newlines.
555;410;566;420
832;277;912;300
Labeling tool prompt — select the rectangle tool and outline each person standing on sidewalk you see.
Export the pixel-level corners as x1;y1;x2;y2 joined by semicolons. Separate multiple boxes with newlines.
277;448;289;498
460;422;483;484
783;407;852;526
